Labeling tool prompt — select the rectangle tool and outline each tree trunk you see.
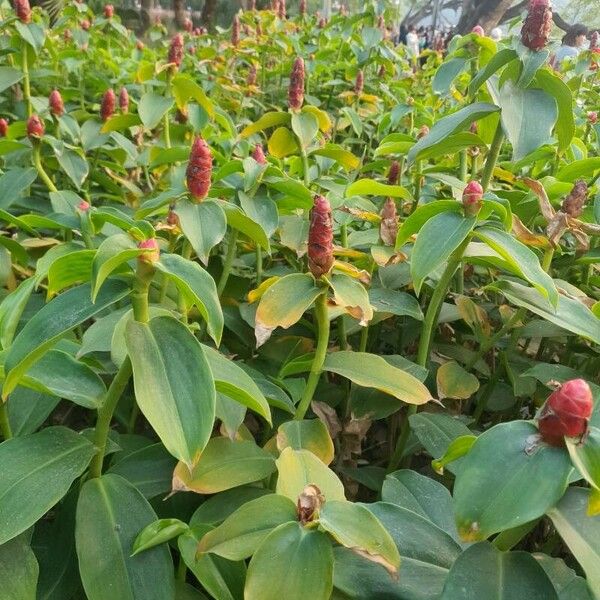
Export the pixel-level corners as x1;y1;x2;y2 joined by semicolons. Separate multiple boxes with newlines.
455;0;514;34
173;0;185;28
140;0;154;30
200;0;218;27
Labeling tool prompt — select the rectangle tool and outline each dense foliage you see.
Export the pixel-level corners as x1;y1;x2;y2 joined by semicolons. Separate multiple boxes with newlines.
0;1;600;599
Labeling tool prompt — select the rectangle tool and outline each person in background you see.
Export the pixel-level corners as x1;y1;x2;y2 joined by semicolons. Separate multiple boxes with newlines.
551;24;588;69
398;24;408;45
490;27;502;41
406;24;420;65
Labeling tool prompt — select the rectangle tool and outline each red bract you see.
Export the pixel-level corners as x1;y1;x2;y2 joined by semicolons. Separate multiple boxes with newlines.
471;25;484;36
462;180;484;216
278;0;286;19
27;114;44;139
354;70;364;95
0;119;8;137
119;87;129;113
318;17;326;28
100;89;115;122
247;64;257;86
81;19;91;30
387;160;400;185
252;143;267;165
299;0;306;16
521;0;553;51
418;125;430;138
288;57;305;111
104;4;113;18
183;17;193;32
136;39;144;50
137;238;160;264
168;33;184;68
380;197;398;246
77;200;91;212
588;111;598;125
49;89;64;117
537;379;593;446
232;14;240;46
186;136;212;202
561;180;588;218
14;0;31;23
308;195;334;278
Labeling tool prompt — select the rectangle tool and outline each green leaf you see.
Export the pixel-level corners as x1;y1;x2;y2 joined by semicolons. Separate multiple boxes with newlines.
126;316;215;468
469;48;517;95
132;519;189;555
411;211;475;295
15;22;45;52
138;93;174;130
436;361;480;400
566;427;600;514
55;148;89;190
453;421;573;541
171;74;215;118
319;500;400;575
395;200;462;249
76;474;174;600
345;179;412;200
407;102;500;163
329;273;373;325
535;68;574;152
556;158;600;183
101;113;142;133
0;534;39;600
156;253;223;345
368;288;424;321
240;111;291;138
267;127;299;158
0;67;24;93
177;200;227;264
547;487;600;598
255;274;323;347
433;57;467;95
324;351;433;405
47;250;95;297
0;277;35;350
534;554;594;600
6;388;59;437
488;280;600;345
190;488;272;528
518;48;550;88
431;435;477;475
440;541;558;600
311;143;360;171
245;522;333;600
197;494;297;560
218;200;270;251
291;111;319;148
275;447;345;502
0;426;95;545
277;419;334;465
172;437;276;495
3;281;129;398
0;168;38;210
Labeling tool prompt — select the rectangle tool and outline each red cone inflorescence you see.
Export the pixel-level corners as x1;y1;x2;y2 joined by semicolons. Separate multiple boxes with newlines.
354;69;364;95
288;57;305;111
100;88;115;122
0;119;8;137
561;180;588;218
588;111;598;125
387;160;400;185
462;180;484;216
119;87;129;113
521;0;553;51
308;195;334;278
138;238;160;264
27;114;44;139
471;25;484;36
299;0;306;16
418;124;430;138
380;197;398;247
49;89;64;117
81;19;91;30
77;200;91;211
252;143;267;165
318;17;326;28
278;0;286;19
183;17;193;32
168;33;184;69
104;4;114;18
247;64;257;86
186;136;213;202
537;379;593;446
232;14;240;46
14;0;31;23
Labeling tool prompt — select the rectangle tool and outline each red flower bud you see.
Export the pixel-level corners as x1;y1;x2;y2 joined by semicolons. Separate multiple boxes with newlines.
81;19;91;30
252;143;267;165
588;111;598;125
247;64;257;86
462;180;483;216
14;0;31;23
256;21;262;36
78;200;91;211
299;0;306;16
232;14;240;46
186;136;212;202
380;197;398;246
48;89;64;117
378;65;386;78
354;69;364;95
288;57;305;111
168;33;184;68
136;39;144;50
418;124;429;138
119;87;129;113
277;0;286;19
470;122;478;134
104;4;113;18
100;89;115;122
27;114;44;139
521;0;553;51
561;180;587;218
183;17;193;32
138;238;160;264
471;25;484;36
318;17;326;28
308;195;334;278
0;119;8;137
537;379;593;446
387;160;400;185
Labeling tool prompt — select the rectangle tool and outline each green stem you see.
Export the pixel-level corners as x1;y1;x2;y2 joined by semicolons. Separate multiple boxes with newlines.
359;325;369;352
294;291;330;420
255;245;263;285
163;72;172;148
340;223;348;248
300;147;310;187
33;144;58;192
0;400;12;440
22;40;31;116
459;149;468;182
88;357;133;478
411;160;422;213
131;262;153;324
217;230;238;297
337;316;348;350
542;247;554;273
480;120;504;191
178;241;192;322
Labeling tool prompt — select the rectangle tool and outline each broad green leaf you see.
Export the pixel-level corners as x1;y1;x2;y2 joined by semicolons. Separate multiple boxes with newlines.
475;226;557;306
172;437;276;495
76;474;174;600
323;351;433;405
138;92;174;130
55;148;89;190
0;277;35;349
267;127;299;158
291;111;319;148
440;541;558;600
240;111;290;138
319;500;400;575
566;427;600;514
0;534;39;600
369;288;424;321
556;158;600;183
535;69;574;152
0;168;38;209
329;273;373;325
488;280;600;345
453;421;573;541
197;494;297;560
277;419;334;465
245;522;333;600
239;190;278;236
469;48;517;95
346;179;412;200
126;316;215;468
156;253;223;345
433;57;467;95
255;274;323;347
201;345;271;423
534;554;594;600
312;143;359;171
6;388;59;437
3;281;129;398
395;200;462;249
0;426;95;545
178;200;227;265
411;211;475;295
47;250;95;298
171;74;215;118
101;113;142;133
0;67;24;93
275;447;345;502
218;200;270;251
432;434;477;476
518;47;550;88
436;361;480;400
190;487;272;527
132;519;189;555
547;487;600;598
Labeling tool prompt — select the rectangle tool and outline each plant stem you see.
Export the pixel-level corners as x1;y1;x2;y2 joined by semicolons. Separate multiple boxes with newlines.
131;264;152;324
481;120;504;191
300;147;310;187
337;316;348;350
88;357;133;478
0;400;12;440
33;144;58;192
217;229;238;297
542;247;554;273
359;325;369;352
411;160;422;213
295;291;330;420
255;245;263;285
459;149;468;182
163;72;172;149
22;41;31;116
